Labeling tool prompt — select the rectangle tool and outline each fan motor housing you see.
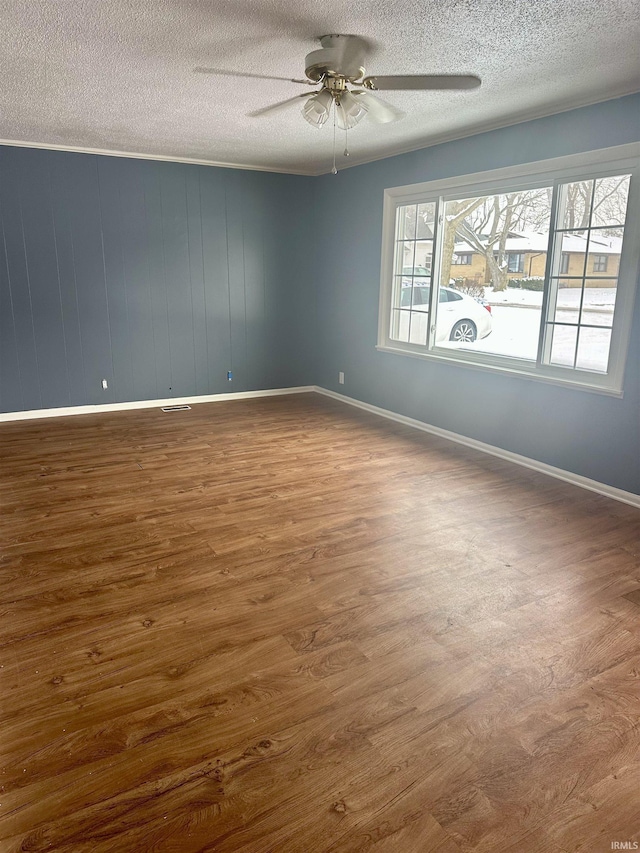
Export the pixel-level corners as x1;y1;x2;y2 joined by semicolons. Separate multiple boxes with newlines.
305;35;366;83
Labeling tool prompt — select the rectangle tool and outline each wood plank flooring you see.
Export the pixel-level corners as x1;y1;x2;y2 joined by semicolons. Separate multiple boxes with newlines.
1;392;639;853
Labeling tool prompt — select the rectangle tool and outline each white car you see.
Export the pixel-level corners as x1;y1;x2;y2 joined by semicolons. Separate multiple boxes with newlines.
398;283;492;344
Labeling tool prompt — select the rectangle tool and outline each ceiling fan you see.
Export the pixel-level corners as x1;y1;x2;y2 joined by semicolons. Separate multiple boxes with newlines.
195;34;481;131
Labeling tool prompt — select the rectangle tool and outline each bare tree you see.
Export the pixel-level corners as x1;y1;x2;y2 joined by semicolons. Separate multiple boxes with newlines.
402;203;436;241
447;191;550;291
563;182;592;230
556;177;628;232
423;175;627;294
439;198;483;288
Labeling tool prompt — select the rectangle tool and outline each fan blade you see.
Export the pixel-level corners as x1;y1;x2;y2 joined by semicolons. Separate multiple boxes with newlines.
194;67;312;85
363;74;481;91
351;91;404;124
247;93;313;118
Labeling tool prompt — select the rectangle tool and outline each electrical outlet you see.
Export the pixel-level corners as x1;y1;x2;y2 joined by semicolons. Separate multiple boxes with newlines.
338;372;345;385
101;379;108;390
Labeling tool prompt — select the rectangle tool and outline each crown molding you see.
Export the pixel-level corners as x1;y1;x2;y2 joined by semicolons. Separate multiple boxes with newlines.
2;89;639;178
0;137;313;176
312;88;640;175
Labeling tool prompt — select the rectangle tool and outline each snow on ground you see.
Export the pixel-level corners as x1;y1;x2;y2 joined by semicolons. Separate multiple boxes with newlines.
395;286;615;373
485;286;616;313
485;286;543;307
436;288;616;371
452;295;612;372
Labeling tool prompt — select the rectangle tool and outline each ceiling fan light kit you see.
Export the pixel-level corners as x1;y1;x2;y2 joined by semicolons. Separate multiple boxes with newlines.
334;89;368;130
302;89;333;127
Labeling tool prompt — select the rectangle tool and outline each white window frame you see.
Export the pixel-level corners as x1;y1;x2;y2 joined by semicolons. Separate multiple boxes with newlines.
377;143;640;397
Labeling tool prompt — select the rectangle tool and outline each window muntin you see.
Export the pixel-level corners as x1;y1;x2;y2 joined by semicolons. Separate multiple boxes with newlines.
379;149;639;395
541;177;630;375
390;202;436;346
434;186;552;361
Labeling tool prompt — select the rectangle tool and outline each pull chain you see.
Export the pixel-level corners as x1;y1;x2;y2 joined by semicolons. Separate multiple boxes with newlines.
331;102;351;174
331;104;338;175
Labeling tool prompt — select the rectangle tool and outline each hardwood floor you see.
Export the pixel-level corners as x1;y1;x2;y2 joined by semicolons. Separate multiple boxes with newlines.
1;392;639;853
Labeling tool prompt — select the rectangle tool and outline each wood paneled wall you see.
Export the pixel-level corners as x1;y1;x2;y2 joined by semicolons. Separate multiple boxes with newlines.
0;146;312;413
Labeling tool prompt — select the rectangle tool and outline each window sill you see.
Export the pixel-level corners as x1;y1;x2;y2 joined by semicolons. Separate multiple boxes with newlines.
375;343;625;397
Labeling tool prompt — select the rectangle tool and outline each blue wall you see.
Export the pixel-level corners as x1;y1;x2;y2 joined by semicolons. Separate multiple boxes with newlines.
1;95;639;494
0;147;314;412
311;95;640;494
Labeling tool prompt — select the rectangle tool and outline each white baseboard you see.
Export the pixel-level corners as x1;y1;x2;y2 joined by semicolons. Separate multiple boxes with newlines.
3;383;637;509
0;386;315;423
314;386;640;510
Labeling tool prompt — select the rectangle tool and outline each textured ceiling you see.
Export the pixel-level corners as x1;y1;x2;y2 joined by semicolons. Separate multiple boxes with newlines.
1;0;639;175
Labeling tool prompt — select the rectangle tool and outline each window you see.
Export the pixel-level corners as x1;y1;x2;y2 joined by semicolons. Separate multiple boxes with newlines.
378;145;639;395
507;253;525;273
